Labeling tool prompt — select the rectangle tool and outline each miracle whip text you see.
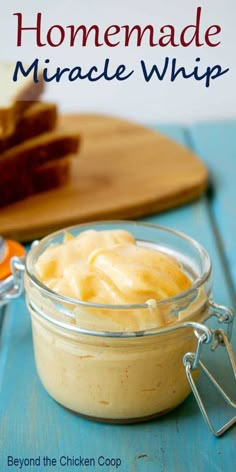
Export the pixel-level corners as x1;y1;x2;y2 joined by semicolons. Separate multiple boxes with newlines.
13;7;229;88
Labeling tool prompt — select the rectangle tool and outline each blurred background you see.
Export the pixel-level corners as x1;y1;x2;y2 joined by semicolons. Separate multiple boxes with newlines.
0;0;235;124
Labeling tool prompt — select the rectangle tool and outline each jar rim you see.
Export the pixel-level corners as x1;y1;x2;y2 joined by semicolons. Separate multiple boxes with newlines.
26;220;212;310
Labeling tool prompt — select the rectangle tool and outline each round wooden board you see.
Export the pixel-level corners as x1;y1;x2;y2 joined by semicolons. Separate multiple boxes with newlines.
0;114;208;241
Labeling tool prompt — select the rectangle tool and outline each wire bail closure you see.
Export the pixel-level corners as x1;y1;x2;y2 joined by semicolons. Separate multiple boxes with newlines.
183;301;235;437
0;241;39;308
0;256;26;307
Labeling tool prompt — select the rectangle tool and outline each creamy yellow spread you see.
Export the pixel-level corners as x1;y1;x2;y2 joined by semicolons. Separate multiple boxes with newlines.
35;229;192;306
29;229;207;420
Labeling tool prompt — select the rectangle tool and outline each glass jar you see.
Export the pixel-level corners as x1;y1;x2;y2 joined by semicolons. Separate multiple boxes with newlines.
1;222;235;435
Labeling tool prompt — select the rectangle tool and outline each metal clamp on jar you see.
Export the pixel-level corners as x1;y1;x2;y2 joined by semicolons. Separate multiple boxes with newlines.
0;223;235;437
0;236;25;310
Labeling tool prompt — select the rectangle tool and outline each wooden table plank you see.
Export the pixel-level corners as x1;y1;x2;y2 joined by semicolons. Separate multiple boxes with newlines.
149;125;235;310
0;125;235;472
188;120;236;301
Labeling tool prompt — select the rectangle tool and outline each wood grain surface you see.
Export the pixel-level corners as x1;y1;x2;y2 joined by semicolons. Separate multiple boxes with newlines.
0;114;208;241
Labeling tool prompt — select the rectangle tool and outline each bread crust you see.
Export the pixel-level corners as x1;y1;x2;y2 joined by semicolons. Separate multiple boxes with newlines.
0;102;58;152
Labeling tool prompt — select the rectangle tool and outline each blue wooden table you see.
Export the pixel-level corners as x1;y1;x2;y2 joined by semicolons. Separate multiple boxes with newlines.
0;121;235;472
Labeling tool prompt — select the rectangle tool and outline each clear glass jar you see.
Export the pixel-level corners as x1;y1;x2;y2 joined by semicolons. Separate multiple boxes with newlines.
24;222;213;422
1;222;235;433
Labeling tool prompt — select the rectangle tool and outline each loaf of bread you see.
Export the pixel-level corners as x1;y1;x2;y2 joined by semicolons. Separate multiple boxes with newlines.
0;63;44;137
0;63;82;208
0;102;57;153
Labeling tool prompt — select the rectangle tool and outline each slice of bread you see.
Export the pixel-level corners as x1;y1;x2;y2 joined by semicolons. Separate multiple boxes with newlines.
0;130;80;207
33;156;72;192
0;156;74;207
0;63;44;137
0;102;58;153
0;129;80;175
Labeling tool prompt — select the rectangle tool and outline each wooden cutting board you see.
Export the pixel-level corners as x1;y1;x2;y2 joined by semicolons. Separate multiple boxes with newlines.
0;114;208;241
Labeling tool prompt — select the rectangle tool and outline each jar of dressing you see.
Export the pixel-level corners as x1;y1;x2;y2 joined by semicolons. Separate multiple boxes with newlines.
0;222;235;436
